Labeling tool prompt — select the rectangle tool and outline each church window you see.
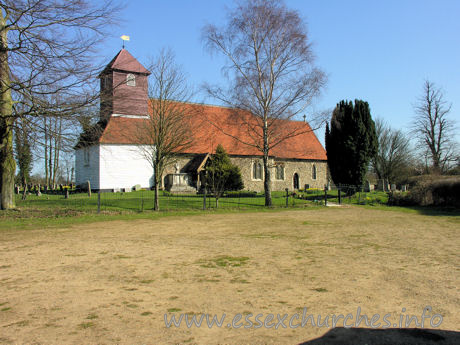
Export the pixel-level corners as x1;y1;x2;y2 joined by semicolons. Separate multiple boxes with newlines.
312;164;317;180
275;164;284;180
126;73;136;86
253;161;262;180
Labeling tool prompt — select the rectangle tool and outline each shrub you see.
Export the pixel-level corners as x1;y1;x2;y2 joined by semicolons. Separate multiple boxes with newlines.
431;179;460;207
389;176;460;207
305;188;322;194
224;191;257;198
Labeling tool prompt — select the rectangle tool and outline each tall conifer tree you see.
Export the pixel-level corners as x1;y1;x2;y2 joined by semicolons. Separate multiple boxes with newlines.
326;100;378;188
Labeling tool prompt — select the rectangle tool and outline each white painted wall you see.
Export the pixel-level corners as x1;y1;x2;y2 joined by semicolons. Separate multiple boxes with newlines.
75;145;100;189
75;144;154;190
99;144;154;190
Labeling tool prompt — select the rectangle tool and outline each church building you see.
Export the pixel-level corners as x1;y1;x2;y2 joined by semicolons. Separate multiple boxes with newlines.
75;49;328;192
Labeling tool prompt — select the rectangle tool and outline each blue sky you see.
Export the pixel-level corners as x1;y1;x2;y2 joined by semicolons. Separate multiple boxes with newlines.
97;0;459;143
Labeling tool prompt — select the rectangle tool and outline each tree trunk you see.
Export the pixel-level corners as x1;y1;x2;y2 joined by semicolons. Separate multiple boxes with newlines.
0;118;15;209
153;161;160;211
0;13;16;210
154;182;159;211
44;117;49;188
263;154;272;206
21;180;28;201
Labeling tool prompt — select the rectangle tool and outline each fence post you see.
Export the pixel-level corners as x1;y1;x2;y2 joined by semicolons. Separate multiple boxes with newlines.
97;191;101;213
338;184;341;205
285;188;289;207
87;180;91;197
203;187;207;210
324;185;328;206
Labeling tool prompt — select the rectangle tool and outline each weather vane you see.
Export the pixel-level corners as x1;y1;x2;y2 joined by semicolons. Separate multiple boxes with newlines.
120;35;130;48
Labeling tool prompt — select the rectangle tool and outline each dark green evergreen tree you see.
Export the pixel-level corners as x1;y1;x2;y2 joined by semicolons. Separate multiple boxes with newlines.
325;100;378;189
206;144;244;207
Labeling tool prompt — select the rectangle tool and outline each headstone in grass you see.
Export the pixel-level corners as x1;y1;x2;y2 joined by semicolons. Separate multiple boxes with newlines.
87;181;91;197
401;184;407;192
65;189;69;199
391;184;397;191
364;180;372;192
134;184;141;191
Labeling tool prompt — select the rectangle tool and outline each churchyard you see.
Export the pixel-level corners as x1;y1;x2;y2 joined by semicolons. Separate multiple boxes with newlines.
1;188;393;231
0;206;459;344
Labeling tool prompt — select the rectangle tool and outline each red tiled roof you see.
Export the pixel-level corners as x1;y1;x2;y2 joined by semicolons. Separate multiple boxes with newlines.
99;102;327;161
99;49;150;75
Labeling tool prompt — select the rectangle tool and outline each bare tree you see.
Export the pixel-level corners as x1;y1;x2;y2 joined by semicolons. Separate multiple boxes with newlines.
202;0;326;206
372;118;412;184
0;0;121;209
14;116;33;199
134;49;194;211
412;81;458;174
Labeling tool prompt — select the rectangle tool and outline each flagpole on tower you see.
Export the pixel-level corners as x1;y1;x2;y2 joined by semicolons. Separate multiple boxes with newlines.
120;35;130;49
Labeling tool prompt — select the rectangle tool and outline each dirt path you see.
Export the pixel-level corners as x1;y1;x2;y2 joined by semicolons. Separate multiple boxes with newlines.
0;207;459;344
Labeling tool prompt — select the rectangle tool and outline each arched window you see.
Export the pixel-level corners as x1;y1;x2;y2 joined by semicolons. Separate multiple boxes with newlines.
275;164;284;180
126;73;136;86
312;164;317;180
253;161;262;180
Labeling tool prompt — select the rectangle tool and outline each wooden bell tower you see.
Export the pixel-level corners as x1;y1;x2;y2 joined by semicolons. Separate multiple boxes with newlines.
98;49;151;122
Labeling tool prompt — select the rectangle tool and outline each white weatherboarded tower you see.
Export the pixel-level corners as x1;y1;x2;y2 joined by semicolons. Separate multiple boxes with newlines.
75;49;154;191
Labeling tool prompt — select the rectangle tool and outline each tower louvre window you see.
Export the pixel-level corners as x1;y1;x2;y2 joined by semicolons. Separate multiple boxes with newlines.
126;73;136;86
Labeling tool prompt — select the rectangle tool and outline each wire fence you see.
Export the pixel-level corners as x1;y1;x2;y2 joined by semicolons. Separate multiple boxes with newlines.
13;184;391;214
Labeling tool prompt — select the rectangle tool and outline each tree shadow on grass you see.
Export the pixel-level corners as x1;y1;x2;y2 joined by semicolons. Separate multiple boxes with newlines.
298;327;460;345
408;206;460;217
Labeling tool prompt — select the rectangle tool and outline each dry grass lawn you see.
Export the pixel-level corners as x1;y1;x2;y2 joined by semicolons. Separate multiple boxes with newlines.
0;207;459;344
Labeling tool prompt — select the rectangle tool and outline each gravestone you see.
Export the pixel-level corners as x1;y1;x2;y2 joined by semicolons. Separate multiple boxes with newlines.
304;184;310;191
377;179;384;191
401;184;407;192
134;184;142;191
390;184;397;191
165;173;196;193
364;180;372;192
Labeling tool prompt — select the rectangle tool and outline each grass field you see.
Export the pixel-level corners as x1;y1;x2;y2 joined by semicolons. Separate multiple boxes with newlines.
0;206;458;344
